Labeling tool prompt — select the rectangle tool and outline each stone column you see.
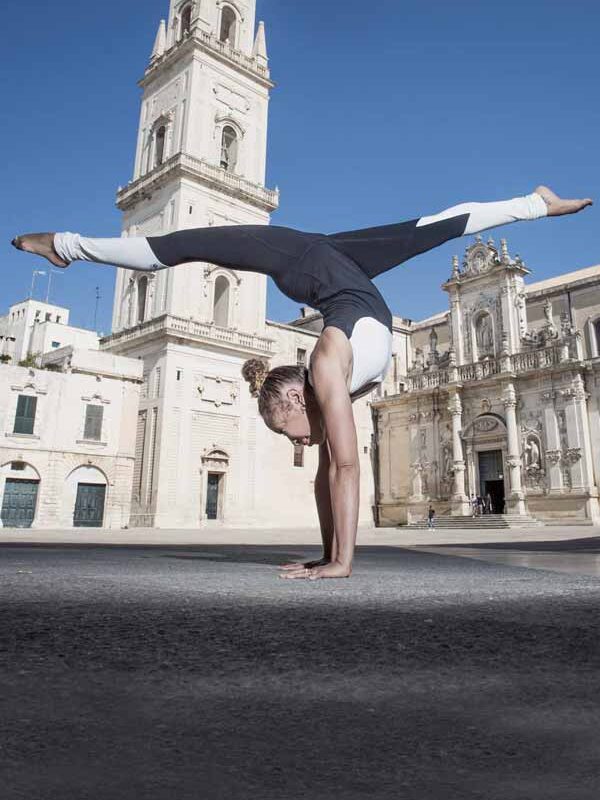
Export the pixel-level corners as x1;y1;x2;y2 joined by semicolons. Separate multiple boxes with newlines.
503;382;526;515
541;391;563;492
448;389;469;516
562;376;599;520
465;444;476;499
586;317;599;358
449;290;464;365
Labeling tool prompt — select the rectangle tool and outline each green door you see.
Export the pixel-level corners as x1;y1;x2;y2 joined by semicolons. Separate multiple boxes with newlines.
74;483;106;528
205;473;221;520
1;479;39;528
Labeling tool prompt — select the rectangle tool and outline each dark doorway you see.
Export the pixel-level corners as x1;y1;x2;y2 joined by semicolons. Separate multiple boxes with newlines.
478;450;505;514
74;483;106;528
1;479;39;528
483;479;505;514
205;473;222;521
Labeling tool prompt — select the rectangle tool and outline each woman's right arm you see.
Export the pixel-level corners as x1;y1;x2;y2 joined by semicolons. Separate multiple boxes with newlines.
315;442;336;562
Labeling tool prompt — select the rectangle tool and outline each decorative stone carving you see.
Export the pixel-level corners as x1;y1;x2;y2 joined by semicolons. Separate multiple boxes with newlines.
545;450;562;465
563;448;582;465
474;417;499;433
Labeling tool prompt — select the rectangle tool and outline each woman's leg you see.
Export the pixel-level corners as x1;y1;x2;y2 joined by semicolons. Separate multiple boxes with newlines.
16;225;317;275
328;187;590;280
328;192;547;279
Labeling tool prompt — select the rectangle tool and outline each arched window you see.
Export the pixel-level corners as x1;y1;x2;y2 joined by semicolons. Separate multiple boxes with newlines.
180;4;192;37
137;277;148;323
219;6;237;44
213;276;230;327
154;125;166;167
220;125;238;172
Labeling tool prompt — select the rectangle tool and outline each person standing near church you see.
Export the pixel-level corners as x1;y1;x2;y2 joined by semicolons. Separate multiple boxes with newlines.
427;505;436;530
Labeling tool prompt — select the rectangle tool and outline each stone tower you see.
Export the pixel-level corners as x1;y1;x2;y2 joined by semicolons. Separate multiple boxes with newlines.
111;0;278;335
104;0;280;528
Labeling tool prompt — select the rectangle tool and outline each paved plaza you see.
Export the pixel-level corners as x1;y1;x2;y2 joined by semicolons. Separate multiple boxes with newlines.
2;528;600;799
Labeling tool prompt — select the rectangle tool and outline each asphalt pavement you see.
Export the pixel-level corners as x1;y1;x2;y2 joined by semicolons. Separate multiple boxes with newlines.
2;539;600;800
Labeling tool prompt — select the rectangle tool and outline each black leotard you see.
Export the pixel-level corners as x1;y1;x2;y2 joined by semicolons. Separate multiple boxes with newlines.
148;214;468;339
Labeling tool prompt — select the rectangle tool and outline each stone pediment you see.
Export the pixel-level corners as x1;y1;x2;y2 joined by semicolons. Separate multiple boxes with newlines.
462;239;499;277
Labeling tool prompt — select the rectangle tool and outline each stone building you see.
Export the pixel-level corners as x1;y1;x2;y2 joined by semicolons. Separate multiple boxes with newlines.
373;236;600;526
100;0;378;529
0;299;99;364
0;348;142;529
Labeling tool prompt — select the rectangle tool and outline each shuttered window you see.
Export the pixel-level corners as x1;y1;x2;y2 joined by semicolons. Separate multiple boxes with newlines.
84;405;104;441
14;395;37;435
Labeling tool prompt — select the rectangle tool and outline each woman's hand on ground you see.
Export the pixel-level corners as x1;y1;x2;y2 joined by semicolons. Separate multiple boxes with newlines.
279;557;330;571
279;561;352;580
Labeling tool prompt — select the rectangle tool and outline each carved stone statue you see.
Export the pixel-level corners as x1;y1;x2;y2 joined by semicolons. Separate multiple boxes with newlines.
525;437;541;469
476;314;494;352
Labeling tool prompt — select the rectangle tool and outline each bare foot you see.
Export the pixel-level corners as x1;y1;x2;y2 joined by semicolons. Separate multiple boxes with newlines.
534;185;593;217
11;233;69;268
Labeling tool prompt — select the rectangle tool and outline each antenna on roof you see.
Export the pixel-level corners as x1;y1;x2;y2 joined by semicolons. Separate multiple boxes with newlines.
93;286;101;331
29;269;46;299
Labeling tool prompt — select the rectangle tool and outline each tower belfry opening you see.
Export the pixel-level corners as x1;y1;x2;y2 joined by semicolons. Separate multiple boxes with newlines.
219;6;237;43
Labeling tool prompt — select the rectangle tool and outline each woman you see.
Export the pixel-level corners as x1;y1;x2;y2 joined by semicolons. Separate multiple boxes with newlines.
12;186;592;579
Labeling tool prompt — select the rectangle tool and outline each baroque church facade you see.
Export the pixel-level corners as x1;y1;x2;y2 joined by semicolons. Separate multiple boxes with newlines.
100;0;377;528
373;238;600;526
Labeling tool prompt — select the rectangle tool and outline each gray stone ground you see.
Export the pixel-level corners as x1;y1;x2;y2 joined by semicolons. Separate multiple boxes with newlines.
2;532;600;799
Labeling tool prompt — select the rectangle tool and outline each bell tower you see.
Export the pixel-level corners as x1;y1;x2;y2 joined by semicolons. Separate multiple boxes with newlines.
104;0;280;529
111;0;278;336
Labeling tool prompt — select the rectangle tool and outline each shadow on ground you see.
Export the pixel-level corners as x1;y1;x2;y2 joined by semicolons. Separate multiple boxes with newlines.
1;543;599;799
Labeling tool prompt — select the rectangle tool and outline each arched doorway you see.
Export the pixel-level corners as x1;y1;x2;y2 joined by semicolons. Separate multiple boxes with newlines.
462;414;508;514
0;461;41;528
66;465;108;528
201;449;229;521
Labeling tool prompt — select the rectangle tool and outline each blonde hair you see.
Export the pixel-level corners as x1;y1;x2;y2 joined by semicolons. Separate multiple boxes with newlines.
242;359;307;423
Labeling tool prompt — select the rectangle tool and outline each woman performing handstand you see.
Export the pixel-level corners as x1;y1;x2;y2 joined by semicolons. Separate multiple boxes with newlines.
12;186;592;579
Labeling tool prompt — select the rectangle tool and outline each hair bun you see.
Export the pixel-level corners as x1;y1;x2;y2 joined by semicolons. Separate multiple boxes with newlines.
241;358;269;398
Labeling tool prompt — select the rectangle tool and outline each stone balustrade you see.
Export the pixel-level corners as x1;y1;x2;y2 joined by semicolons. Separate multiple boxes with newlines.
404;341;579;394
117;152;279;213
195;29;270;79
145;28;271;83
101;314;274;355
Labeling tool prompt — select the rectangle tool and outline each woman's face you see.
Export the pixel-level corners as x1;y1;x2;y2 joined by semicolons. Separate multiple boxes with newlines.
267;385;325;447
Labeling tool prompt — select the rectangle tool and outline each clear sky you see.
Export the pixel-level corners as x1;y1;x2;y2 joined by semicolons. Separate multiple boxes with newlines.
2;0;599;332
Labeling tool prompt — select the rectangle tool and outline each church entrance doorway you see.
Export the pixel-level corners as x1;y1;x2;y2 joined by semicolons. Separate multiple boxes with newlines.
478;450;505;513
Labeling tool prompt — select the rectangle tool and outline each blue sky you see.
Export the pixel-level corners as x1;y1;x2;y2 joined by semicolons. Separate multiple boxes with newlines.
2;0;599;332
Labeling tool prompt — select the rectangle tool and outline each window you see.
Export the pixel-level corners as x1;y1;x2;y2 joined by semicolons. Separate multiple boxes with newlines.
181;4;192;37
176;369;182;381
14;395;37;435
293;444;304;468
45;312;51;322
296;348;307;367
137;276;148;323
154;125;166;167
51;341;61;349
219;6;237;44
84;404;104;441
213;276;230;327
11;461;26;471
220;126;238;172
56;315;61;323
595;320;600;354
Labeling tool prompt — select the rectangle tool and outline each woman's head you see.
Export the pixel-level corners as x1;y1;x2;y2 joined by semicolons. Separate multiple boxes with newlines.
242;358;324;446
